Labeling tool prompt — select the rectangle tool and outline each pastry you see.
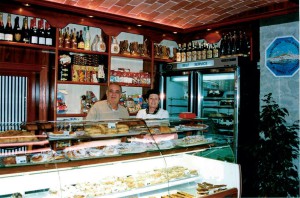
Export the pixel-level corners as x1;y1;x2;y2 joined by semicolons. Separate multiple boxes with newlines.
3;156;16;165
159;126;171;133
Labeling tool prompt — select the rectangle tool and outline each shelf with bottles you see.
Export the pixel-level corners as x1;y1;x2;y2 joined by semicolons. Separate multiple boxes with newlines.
0;12;56;48
58;24;107;54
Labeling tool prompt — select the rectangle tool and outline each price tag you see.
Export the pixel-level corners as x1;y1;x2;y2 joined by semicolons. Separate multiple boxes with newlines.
16;156;27;164
108;122;116;129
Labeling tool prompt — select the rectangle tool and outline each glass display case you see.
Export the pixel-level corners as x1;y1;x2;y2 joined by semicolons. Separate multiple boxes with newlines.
0;118;239;198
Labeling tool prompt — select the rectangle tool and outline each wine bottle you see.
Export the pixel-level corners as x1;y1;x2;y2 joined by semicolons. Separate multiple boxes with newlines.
206;43;213;59
45;21;53;46
181;43;186;62
84;26;91;50
4;13;13;41
38;19;45;45
196;41;202;60
201;42;207;60
71;28;77;49
176;43;181;62
186;42;192;62
30;18;38;44
77;30;84;49
191;42;197;61
213;43;220;58
13;16;22;42
58;28;63;48
22;17;30;43
64;27;70;48
0;12;4;40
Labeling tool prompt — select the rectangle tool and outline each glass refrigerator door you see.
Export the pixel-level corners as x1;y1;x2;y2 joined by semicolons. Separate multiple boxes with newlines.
198;72;237;157
161;72;193;118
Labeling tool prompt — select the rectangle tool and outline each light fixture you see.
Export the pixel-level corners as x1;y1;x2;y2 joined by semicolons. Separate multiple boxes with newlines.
24;3;30;6
88;15;94;18
137;24;142;27
171;76;188;82
173;32;177;34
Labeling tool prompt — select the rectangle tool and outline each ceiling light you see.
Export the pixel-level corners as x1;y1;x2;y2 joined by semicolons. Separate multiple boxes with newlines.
137;24;142;27
88;15;94;18
207;28;211;31
24;3;30;6
173;32;177;34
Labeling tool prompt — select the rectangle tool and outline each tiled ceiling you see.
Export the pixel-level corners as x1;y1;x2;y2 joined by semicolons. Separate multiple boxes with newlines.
36;0;294;29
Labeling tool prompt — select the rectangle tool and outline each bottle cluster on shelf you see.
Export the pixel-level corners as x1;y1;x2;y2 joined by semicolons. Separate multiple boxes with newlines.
58;53;106;83
59;26;106;52
175;30;251;63
0;12;54;46
110;69;151;86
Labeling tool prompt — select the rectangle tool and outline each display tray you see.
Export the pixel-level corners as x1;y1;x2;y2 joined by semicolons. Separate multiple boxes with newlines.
177;124;209;131
1;158;69;167
175;140;214;148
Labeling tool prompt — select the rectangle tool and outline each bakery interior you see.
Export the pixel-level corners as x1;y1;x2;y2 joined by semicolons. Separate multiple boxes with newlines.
0;0;299;198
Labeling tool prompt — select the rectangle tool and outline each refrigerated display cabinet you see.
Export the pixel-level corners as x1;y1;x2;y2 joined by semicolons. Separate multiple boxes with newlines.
0;118;240;198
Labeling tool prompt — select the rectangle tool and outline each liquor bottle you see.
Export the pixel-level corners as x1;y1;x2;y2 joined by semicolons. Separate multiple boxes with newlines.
13;16;22;42
201;42;207;60
38;19;45;45
196;41;202;60
206;43;213;59
58;28;64;47
71;28;77;49
181;43;186;62
84;26;91;50
186;42;192;62
231;31;237;55
191;42;197;61
64;27;70;48
77;30;85;49
213;43;220;58
22;17;30;43
30;18;38;44
45;21;53;46
176;43;181;62
227;32;232;56
0;12;4;40
220;33;227;57
4;13;13;41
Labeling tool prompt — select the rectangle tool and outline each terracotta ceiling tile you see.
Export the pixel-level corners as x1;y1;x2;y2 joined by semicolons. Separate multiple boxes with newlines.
170;0;190;11
145;0;157;4
128;0;143;6
155;9;175;20
156;1;177;13
117;5;135;15
115;0;132;7
183;1;202;11
108;5;122;13
98;0;116;9
64;0;78;6
130;3;149;15
143;3;163;14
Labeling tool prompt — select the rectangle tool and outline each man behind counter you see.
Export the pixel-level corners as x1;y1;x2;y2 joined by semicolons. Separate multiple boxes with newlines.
86;83;129;120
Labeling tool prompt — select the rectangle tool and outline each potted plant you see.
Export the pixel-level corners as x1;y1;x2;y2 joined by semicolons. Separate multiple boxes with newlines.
253;93;299;197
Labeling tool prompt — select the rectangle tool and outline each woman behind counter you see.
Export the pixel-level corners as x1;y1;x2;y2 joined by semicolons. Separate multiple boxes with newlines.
136;89;169;119
136;89;176;142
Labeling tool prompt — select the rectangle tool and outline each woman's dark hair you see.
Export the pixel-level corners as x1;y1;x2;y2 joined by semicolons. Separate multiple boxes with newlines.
144;89;160;100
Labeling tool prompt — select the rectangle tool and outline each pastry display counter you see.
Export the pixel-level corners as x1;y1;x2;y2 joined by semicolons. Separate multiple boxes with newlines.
0;118;239;197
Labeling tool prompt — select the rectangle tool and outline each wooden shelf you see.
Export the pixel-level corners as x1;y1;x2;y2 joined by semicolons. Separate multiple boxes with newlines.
111;53;151;61
154;58;175;63
57;81;107;86
58;47;108;56
0;41;56;51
